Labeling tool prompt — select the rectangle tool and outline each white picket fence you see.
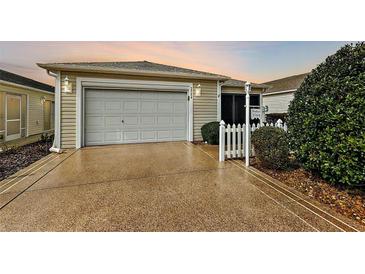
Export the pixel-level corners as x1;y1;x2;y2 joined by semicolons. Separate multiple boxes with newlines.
218;119;287;162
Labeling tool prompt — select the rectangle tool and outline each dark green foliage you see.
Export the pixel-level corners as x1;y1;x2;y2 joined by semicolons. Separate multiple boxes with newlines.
201;121;220;145
287;42;365;186
252;126;290;169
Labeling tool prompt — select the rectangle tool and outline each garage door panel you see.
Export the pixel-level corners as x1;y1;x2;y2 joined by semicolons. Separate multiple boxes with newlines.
157;102;173;113
105;116;122;129
157;130;171;139
174;102;186;113
85;89;187;146
124;101;139;112
86;116;104;128
172;129;186;138
140;101;156;113
85;100;103;113
157;116;171;126
141;131;156;141
105;101;122;113
142;92;158;99
124;116;139;126
124;131;139;142
140;116;155;125
104;131;121;142
85;132;104;144
172;116;186;126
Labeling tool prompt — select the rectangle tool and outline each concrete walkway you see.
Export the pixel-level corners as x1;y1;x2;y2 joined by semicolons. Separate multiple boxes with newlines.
0;142;361;231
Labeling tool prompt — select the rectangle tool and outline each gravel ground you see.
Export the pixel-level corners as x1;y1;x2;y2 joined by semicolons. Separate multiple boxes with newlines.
252;158;365;227
0;141;52;181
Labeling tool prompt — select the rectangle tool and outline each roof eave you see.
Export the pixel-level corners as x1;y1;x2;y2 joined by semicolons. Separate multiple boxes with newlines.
0;79;55;94
222;83;270;89
38;64;230;81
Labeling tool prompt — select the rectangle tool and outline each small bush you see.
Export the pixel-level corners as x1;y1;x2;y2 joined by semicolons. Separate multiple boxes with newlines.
201;121;220;145
252;126;290;169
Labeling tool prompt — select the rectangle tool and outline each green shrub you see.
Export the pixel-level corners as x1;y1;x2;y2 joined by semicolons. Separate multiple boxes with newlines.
287;42;365;186
252;126;290;169
201;121;220;145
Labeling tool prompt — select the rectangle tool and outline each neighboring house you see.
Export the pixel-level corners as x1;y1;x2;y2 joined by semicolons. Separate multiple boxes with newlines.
262;73;308;116
38;61;267;150
0;69;55;143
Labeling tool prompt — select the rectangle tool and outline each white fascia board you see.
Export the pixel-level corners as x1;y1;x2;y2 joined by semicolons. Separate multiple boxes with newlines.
40;66;229;81
263;89;296;96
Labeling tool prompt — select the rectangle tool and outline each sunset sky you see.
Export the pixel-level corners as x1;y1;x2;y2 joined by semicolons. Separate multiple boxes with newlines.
0;41;349;86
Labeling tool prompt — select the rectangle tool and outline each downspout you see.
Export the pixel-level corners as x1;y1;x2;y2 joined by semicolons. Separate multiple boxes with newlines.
47;70;62;153
245;82;251;167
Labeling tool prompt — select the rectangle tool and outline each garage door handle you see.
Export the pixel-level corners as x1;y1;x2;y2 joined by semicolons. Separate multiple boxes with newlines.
122;120;124;123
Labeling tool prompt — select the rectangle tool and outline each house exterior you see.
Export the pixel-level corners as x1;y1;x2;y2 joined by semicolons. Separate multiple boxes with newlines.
0;69;55;144
262;73;308;116
37;61;267;150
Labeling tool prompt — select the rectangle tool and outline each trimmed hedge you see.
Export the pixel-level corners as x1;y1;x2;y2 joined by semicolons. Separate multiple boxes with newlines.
287;42;365;186
201;121;220;145
251;126;290;169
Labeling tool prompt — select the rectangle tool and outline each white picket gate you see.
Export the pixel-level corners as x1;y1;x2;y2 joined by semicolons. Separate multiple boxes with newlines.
218;119;287;162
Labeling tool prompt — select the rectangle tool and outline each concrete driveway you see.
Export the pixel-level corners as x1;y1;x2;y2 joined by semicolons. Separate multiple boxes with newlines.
0;142;360;231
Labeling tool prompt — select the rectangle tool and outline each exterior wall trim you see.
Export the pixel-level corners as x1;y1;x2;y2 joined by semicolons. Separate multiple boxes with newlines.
75;77;194;149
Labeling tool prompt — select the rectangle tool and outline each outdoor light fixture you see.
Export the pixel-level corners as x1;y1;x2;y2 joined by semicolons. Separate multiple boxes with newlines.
40;96;46;105
63;76;72;93
195;84;202;97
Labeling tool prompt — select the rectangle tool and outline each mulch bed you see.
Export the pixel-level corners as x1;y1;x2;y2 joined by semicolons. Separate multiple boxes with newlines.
251;158;365;227
0;141;52;181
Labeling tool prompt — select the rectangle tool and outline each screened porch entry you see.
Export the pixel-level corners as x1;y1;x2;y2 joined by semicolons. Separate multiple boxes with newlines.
221;93;261;125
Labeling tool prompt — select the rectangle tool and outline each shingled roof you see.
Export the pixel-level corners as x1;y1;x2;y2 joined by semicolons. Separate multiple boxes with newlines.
262;73;309;93
222;79;269;89
0;69;54;93
38;61;230;80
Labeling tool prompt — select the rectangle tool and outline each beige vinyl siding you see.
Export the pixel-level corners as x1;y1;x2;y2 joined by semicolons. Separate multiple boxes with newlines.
263;92;294;114
0;83;54;140
59;72;218;148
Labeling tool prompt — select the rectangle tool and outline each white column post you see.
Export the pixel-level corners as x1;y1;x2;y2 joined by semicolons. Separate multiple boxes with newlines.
245;82;251;167
260;92;264;125
219;120;226;162
217;81;222;121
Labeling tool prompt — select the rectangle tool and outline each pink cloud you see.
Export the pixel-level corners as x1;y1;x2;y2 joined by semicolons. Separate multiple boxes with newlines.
1;42;255;85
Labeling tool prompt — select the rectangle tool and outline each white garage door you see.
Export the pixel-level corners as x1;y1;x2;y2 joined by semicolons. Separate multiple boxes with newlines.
84;89;187;146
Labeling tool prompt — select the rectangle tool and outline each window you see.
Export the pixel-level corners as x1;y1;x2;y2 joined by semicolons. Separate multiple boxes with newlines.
43;100;54;131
